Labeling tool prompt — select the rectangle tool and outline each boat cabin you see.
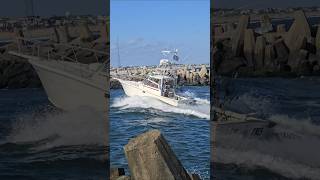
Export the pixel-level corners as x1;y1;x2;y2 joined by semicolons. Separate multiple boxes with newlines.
142;75;176;98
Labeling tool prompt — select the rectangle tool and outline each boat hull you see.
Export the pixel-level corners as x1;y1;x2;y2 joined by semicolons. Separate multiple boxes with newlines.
29;59;108;111
212;109;302;140
117;78;179;106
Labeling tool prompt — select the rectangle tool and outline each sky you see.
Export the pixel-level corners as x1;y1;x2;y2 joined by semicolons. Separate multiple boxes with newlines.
212;0;320;9
0;0;107;17
111;0;210;67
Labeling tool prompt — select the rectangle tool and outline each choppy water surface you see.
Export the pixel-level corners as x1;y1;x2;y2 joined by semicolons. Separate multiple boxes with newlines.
110;86;210;179
213;77;320;180
0;89;108;179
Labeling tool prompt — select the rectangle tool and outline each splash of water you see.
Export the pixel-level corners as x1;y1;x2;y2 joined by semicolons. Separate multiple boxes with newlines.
7;107;107;151
269;115;320;137
111;95;209;119
215;147;320;180
214;114;320;180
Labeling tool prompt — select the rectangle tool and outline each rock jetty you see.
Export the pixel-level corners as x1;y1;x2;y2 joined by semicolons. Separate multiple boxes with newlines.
111;64;210;89
0;20;109;89
111;130;201;180
213;10;320;77
0;54;41;89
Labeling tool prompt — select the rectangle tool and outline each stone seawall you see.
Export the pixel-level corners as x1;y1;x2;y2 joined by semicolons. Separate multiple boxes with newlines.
111;64;210;89
213;10;320;77
0;52;41;89
0;22;109;89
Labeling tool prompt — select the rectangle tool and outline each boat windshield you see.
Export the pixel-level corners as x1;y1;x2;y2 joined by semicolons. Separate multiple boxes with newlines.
143;78;159;89
162;78;175;97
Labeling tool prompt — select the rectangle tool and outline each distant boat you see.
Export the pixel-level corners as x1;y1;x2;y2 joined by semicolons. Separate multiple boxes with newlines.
9;38;109;111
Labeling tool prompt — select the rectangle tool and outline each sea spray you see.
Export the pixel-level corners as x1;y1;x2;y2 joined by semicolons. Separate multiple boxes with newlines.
112;95;209;119
215;147;320;180
269;115;320;137
110;87;210;179
7;107;107;151
214;118;320;180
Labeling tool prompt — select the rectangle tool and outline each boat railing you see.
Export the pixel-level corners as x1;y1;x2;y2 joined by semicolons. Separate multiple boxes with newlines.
11;37;109;79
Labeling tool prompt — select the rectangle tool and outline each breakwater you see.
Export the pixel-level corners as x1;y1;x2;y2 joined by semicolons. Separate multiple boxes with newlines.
213;10;320;77
0;21;109;89
110;64;210;89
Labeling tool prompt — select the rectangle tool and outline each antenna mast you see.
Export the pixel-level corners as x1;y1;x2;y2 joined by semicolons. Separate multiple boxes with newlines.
117;37;121;67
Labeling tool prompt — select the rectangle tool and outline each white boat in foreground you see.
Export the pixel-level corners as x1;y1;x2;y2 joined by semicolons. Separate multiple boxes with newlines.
9;39;109;111
114;49;195;107
115;75;193;107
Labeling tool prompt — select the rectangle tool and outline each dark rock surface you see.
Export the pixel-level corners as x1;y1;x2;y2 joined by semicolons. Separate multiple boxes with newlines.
0;54;42;89
213;10;320;77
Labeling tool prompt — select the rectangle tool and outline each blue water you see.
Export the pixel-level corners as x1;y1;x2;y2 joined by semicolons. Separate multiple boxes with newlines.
213;77;320;180
110;86;210;179
0;89;108;179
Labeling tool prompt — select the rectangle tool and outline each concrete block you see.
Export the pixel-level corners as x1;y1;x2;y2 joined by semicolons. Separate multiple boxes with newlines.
124;130;191;180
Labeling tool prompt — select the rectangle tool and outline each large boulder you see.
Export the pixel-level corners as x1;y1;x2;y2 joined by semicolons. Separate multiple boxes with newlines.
277;24;286;34
80;22;94;42
273;39;289;64
259;14;273;33
110;168;125;180
264;45;276;70
0;58;41;89
198;65;208;79
52;27;60;43
287;36;307;69
13;28;25;48
124;130;191;180
217;57;246;75
231;15;249;56
264;33;277;44
284;10;311;52
243;29;256;67
254;36;266;69
289;49;309;72
57;25;72;43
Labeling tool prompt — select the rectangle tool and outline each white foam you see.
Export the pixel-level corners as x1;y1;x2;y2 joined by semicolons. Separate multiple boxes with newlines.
269;115;320;137
215;147;320;180
112;95;209;119
215;115;320;180
8;107;107;151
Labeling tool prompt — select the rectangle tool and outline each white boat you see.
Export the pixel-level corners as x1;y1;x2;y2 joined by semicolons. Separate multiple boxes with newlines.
115;75;192;107
115;49;194;107
213;107;301;139
212;93;302;140
9;39;109;111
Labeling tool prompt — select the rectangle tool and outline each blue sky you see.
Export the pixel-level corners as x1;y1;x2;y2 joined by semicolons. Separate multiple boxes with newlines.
111;0;210;67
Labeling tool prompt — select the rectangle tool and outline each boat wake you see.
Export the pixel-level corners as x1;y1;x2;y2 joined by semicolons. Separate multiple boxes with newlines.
215;146;320;180
5;107;107;152
214;115;320;180
111;95;209;119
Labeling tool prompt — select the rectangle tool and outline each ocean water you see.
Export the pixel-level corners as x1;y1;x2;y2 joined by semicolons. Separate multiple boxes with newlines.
110;86;210;179
0;89;108;179
212;77;320;180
